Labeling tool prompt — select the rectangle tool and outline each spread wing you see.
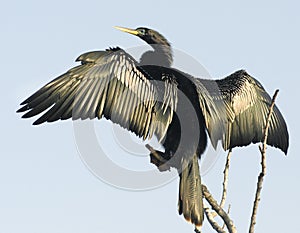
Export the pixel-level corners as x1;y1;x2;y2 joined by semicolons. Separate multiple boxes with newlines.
17;47;177;142
205;70;289;154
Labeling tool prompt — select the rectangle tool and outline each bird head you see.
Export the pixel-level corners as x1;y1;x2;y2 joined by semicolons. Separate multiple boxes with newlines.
114;26;173;66
114;26;171;47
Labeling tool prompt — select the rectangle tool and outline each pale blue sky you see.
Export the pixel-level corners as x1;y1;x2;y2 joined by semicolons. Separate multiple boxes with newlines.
1;0;299;232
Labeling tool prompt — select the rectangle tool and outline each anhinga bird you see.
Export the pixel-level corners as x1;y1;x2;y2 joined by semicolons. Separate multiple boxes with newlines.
17;26;289;230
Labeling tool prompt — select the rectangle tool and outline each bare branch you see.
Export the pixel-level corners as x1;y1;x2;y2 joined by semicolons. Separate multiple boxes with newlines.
202;185;237;233
249;89;279;233
210;148;233;219
203;204;227;233
222;205;231;230
220;149;233;208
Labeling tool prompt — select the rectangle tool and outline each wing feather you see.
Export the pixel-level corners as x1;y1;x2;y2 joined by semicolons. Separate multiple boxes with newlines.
191;77;227;149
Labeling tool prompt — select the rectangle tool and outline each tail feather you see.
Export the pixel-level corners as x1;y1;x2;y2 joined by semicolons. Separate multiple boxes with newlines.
178;155;204;229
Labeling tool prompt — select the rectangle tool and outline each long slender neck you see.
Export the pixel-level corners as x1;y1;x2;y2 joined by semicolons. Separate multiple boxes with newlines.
152;43;173;66
140;43;173;67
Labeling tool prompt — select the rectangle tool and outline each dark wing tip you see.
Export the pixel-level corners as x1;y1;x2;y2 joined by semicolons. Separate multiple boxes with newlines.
20;100;28;105
280;129;289;155
32;121;41;126
265;109;289;155
21;113;31;119
280;133;289;155
16;105;28;113
32;117;46;125
271;142;288;156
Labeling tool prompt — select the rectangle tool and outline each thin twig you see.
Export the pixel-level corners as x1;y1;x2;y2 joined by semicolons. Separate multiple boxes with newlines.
211;148;233;219
203;185;237;233
249;89;279;233
220;149;233;208
222;204;231;230
203;204;227;233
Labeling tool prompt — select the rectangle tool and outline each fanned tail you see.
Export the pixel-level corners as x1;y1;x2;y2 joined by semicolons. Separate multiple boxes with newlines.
178;155;204;230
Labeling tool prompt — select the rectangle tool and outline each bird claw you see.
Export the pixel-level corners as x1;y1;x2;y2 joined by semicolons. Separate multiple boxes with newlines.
145;144;171;172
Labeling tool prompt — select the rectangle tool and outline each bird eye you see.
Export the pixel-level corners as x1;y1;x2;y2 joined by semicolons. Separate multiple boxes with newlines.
138;29;146;35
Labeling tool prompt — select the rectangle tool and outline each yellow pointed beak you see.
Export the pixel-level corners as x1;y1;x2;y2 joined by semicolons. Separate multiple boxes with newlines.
114;26;139;36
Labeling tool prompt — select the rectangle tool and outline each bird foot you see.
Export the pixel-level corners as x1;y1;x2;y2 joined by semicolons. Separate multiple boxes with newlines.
145;144;171;172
